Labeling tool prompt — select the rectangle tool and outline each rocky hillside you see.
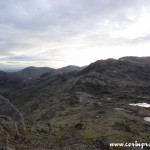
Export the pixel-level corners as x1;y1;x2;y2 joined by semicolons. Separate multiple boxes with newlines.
0;95;25;149
0;57;150;149
0;95;24;122
119;56;150;65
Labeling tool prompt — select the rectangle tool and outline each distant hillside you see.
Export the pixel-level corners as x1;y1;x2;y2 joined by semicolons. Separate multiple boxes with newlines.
18;66;55;76
15;65;85;77
0;65;85;96
0;71;24;97
57;65;84;73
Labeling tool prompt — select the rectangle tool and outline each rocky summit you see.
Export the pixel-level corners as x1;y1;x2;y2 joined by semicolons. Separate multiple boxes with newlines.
0;57;150;150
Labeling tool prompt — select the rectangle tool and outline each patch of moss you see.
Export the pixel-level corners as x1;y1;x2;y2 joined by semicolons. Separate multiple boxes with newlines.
53;131;67;143
79;129;102;143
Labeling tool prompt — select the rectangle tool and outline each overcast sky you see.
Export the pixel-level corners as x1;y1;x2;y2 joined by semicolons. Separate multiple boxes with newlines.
0;0;150;69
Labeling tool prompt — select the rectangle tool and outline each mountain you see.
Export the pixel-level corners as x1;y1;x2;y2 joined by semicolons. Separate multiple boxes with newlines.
18;66;55;76
0;65;84;96
57;65;85;73
0;57;150;149
0;71;24;97
119;56;150;65
17;65;84;76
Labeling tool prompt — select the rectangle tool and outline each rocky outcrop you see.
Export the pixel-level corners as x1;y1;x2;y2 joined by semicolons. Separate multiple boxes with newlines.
0;95;26;149
0;95;25;127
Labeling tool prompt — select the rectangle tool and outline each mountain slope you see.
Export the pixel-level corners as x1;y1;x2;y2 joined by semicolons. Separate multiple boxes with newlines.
0;95;24;123
0;71;24;97
9;57;150;120
119;56;150;65
0;57;150;149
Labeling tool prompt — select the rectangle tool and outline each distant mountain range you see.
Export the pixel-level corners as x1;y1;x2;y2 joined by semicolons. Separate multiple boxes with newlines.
18;66;55;76
0;56;150;149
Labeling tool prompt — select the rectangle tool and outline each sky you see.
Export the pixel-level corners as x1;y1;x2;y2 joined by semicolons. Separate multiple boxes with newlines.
0;0;150;70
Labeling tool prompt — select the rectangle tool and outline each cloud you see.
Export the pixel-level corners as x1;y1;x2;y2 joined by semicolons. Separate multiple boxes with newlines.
0;0;150;69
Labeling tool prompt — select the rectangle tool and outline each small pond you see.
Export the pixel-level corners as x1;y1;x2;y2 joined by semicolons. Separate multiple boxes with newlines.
129;102;150;108
129;103;150;123
144;117;150;122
